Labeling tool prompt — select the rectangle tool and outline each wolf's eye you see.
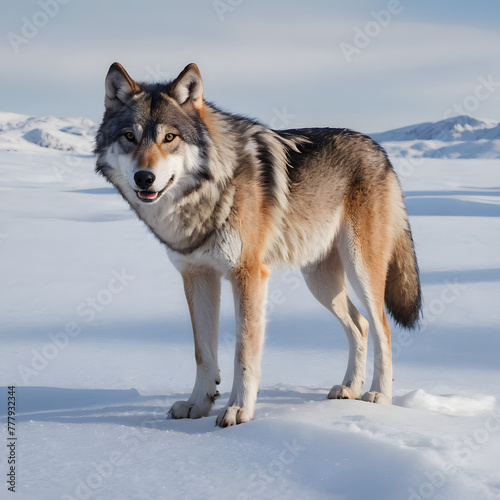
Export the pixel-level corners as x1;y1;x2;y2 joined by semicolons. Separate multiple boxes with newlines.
124;131;135;142
164;133;176;143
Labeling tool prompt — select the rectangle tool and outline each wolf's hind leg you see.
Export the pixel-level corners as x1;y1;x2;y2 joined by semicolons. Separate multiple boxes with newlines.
341;227;393;405
169;271;221;419
302;247;369;400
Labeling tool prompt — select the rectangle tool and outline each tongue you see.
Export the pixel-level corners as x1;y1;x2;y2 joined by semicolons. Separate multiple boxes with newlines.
138;191;158;200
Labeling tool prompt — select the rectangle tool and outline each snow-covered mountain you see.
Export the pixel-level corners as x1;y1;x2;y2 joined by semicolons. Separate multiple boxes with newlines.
370;115;500;159
0;112;96;154
370;115;500;142
1;111;499;159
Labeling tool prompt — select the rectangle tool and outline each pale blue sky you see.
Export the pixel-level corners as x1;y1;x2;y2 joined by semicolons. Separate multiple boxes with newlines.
1;0;499;132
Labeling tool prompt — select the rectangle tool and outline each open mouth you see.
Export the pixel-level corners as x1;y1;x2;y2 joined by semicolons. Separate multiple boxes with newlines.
137;190;159;201
135;175;174;203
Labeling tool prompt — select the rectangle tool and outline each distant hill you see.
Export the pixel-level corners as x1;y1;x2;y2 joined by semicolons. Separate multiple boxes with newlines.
0;112;96;154
370;115;500;142
370;115;500;159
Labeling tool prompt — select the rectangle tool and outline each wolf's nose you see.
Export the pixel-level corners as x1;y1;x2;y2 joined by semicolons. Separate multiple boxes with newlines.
134;170;156;190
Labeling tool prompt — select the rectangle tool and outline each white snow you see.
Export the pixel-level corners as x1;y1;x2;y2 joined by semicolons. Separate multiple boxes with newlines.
379;139;500;160
394;390;496;417
0;114;500;500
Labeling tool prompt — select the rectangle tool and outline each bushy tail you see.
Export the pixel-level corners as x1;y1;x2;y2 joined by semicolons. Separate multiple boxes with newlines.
385;220;422;329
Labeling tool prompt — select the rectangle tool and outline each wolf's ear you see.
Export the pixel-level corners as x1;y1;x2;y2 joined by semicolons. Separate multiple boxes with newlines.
105;62;140;111
169;63;203;114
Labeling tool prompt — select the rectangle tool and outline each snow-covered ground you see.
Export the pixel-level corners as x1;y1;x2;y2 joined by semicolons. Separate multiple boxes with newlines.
0;114;499;500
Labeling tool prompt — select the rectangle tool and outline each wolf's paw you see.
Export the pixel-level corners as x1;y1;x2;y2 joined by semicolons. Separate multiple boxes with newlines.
169;401;209;419
361;391;391;404
216;405;253;427
328;385;360;400
169;392;219;419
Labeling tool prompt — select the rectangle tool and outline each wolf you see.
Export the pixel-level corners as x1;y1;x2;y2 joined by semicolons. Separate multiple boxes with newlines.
95;62;421;427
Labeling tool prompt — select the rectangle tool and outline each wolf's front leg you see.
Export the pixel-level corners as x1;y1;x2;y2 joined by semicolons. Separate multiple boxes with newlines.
169;271;221;419
216;264;269;427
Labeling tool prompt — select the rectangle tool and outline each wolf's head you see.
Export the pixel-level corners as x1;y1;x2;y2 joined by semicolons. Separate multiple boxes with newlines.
95;63;209;205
